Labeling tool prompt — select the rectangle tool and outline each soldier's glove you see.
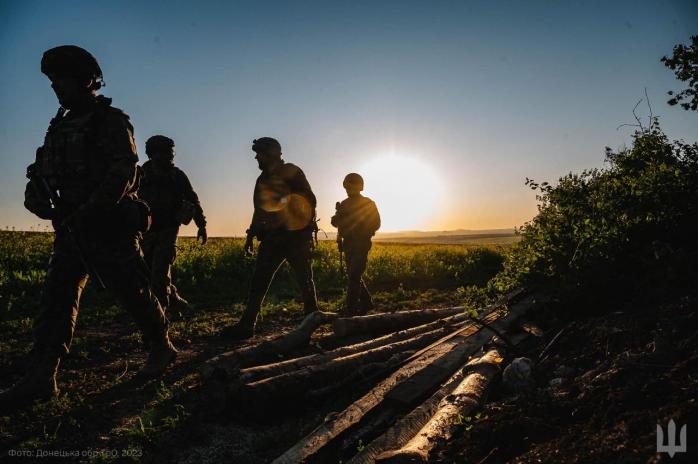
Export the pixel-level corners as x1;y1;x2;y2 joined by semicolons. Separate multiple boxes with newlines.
197;226;208;245
244;235;254;256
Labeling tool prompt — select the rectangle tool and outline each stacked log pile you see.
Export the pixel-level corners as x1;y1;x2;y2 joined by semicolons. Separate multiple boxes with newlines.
200;289;537;463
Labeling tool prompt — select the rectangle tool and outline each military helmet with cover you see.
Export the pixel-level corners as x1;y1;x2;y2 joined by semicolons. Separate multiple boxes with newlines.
145;135;175;158
252;137;282;155
343;173;364;191
41;45;104;90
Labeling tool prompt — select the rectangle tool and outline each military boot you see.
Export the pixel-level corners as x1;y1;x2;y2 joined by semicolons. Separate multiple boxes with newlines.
221;309;257;341
358;294;374;316
303;303;320;316
171;294;193;313
338;304;356;317
138;337;177;379
168;294;193;321
0;354;60;412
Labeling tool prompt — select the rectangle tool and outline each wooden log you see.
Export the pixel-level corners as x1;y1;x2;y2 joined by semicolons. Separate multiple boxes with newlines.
375;349;503;464
240;312;469;383
348;350;502;464
332;307;465;338
200;311;337;379
239;326;456;410
332;287;525;339
305;351;414;400
333;311;499;460
272;294;534;464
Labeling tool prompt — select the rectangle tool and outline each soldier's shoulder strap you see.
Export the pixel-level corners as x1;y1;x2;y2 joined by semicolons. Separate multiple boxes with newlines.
46;107;66;134
92;96;138;161
279;161;299;173
171;167;190;191
96;97;134;129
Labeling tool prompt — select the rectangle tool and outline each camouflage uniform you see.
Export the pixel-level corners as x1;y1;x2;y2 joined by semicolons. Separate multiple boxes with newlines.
0;46;175;410
237;160;319;331
138;159;206;311
332;191;381;316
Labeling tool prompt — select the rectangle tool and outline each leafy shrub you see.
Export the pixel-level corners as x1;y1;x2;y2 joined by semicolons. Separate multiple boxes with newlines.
493;121;698;302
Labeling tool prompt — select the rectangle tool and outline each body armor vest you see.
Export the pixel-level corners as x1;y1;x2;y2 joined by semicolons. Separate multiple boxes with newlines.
139;162;186;229
36;101;123;210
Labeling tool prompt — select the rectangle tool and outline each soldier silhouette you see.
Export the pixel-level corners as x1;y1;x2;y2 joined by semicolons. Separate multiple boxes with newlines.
0;46;176;411
223;137;319;340
138;135;207;318
332;173;381;316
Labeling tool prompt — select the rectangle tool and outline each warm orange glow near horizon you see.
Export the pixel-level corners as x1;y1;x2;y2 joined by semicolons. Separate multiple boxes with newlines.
358;155;443;232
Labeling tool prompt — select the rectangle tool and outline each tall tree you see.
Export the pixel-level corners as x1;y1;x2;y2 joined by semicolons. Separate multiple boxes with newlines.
662;35;698;111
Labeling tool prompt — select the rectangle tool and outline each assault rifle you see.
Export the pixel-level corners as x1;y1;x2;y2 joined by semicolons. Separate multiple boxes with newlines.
335;201;345;276
32;172;106;290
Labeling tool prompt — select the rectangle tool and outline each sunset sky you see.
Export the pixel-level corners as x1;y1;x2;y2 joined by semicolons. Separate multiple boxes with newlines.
1;0;696;235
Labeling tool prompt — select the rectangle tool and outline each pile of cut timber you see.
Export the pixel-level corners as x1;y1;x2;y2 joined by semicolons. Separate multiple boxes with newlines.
200;289;537;463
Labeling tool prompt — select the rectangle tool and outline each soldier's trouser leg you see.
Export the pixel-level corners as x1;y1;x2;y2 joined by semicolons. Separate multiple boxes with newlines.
345;241;371;315
285;236;319;315
142;228;178;309
33;250;89;357
241;239;285;327
0;241;86;409
358;278;373;312
96;236;169;347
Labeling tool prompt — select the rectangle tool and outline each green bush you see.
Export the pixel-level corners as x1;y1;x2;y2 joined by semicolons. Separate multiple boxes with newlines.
494;121;698;301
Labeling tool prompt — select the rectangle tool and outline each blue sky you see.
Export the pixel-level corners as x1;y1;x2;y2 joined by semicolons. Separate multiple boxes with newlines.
1;0;696;234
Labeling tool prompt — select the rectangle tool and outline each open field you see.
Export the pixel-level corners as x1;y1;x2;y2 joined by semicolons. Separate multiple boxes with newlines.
0;230;510;462
0;231;509;317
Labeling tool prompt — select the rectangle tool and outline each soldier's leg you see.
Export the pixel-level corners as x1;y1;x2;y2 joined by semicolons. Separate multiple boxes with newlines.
344;248;362;315
358;277;374;313
141;229;156;267
0;239;87;409
356;244;374;313
149;228;178;309
234;239;285;331
169;284;192;315
286;235;319;315
97;236;175;377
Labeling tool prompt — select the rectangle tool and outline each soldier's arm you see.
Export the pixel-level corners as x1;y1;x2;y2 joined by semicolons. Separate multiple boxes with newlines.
371;200;381;233
247;178;263;238
24;150;54;220
288;166;317;209
85;112;139;210
177;170;207;229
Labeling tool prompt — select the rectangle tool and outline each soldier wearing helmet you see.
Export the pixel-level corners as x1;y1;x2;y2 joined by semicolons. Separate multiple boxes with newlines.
138;135;207;317
331;173;381;316
0;46;176;411
224;137;319;340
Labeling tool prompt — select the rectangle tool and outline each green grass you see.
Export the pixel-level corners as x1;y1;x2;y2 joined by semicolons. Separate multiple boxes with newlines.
1;231;507;322
0;230;510;462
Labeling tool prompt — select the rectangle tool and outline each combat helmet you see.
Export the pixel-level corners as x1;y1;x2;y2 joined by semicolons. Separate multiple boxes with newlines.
252;137;282;155
145;135;175;158
343;173;364;191
41;45;104;89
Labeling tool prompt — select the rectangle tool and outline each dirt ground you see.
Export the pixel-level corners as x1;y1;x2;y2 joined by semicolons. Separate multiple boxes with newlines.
431;293;698;464
1;290;696;463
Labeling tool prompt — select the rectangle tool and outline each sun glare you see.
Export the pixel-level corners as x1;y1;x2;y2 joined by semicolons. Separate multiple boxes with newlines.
358;155;443;232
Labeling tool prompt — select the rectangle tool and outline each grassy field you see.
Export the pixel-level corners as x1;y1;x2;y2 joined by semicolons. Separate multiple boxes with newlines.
0;230;510;462
0;231;508;320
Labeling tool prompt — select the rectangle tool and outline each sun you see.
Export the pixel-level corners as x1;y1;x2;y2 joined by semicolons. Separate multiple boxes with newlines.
358;155;443;231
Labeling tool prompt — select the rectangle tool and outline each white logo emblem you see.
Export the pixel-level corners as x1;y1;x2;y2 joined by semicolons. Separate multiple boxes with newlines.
657;419;687;458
